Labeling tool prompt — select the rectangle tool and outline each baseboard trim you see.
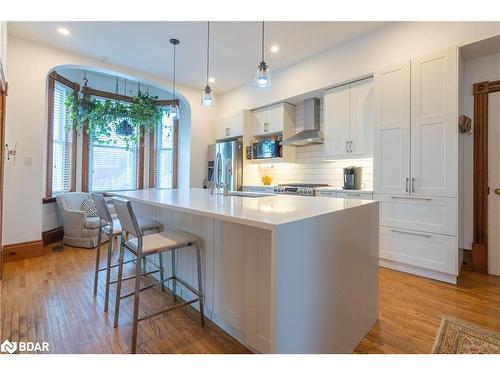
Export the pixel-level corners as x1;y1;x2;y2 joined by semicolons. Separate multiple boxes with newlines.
3;240;44;263
379;259;457;285
42;226;64;246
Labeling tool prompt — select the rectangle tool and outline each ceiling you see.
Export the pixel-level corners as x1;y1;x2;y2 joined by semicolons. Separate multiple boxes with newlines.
8;21;389;93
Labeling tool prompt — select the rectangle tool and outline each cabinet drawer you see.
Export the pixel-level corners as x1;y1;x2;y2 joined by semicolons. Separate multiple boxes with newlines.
317;191;336;197
243;186;275;193
379;226;457;275
336;192;373;199
374;194;456;236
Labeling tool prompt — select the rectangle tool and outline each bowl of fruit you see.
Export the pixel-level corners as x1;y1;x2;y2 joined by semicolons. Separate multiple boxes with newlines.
261;175;273;186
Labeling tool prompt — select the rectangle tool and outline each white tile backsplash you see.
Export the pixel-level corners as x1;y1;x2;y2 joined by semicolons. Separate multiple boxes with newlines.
255;99;373;190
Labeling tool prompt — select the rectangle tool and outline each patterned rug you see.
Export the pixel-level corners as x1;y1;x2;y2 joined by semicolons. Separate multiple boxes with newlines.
432;316;500;354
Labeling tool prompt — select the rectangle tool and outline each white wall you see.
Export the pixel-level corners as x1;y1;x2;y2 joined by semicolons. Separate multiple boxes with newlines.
461;52;500;250
3;35;214;245
218;22;500;117
0;22;7;75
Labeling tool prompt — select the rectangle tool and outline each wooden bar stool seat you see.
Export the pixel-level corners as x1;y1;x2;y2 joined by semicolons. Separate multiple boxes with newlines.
112;197;205;354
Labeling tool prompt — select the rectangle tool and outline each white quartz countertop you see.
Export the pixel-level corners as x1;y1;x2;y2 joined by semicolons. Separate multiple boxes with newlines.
110;188;375;230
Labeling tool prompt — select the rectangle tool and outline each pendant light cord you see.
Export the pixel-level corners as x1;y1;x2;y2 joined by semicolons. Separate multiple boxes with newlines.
261;21;265;62
173;42;176;101
206;21;210;87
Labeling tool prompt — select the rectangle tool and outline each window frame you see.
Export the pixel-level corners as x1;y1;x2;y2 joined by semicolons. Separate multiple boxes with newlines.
44;72;79;203
148;107;178;189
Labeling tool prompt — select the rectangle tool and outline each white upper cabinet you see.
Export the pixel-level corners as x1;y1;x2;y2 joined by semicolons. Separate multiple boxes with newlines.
373;62;411;195
251;103;295;136
324;78;374;159
215;110;247;140
349;78;374;156
410;46;458;197
324;85;350;157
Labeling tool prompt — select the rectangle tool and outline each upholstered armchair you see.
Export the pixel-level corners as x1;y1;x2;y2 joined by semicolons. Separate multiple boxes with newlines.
56;192;109;248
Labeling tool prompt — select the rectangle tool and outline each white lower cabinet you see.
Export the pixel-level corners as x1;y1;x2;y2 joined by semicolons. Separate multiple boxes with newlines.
212;221;272;353
379;226;457;275
374;194;456;236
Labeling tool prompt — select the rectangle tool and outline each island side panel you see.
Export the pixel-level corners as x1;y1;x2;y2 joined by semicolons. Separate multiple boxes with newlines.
273;201;379;353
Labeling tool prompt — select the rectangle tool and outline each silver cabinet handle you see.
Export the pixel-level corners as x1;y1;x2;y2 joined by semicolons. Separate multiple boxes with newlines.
346;141;349;153
390;195;432;201
390;229;432;238
412;177;415;193
264;123;268;132
405;178;409;193
225;128;230;136
349;141;353;153
346;193;361;197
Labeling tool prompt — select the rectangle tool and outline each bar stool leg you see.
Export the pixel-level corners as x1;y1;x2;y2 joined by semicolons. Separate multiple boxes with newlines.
158;252;165;292
195;241;205;327
93;227;103;296
113;239;125;328
171;249;177;302
131;252;142;354
104;232;114;312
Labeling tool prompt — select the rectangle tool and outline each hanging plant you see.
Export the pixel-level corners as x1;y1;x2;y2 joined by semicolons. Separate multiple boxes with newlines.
65;89;165;150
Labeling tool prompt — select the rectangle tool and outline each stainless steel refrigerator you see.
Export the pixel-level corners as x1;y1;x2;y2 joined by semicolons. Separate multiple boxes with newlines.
207;138;243;193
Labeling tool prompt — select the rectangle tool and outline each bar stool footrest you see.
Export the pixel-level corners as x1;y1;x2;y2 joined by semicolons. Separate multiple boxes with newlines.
137;297;201;322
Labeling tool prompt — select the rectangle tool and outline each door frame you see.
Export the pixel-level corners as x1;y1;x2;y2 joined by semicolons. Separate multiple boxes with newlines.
472;80;500;273
0;62;6;281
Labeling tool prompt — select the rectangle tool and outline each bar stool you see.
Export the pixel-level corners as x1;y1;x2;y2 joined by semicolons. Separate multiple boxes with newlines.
112;197;205;354
92;193;160;312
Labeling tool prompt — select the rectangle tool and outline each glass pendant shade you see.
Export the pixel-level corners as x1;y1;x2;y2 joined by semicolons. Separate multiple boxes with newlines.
255;61;271;89
201;86;215;107
169;103;179;119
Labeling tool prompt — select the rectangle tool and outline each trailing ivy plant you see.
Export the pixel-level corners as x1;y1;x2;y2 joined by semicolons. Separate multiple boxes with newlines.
65;90;165;150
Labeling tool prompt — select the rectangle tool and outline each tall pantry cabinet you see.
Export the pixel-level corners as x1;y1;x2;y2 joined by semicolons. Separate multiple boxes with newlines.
373;46;461;284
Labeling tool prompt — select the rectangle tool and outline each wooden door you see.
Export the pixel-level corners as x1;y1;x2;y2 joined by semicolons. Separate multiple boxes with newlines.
373;61;411;195
410;46;458;197
488;92;500;276
349;78;374;156
323;84;350;159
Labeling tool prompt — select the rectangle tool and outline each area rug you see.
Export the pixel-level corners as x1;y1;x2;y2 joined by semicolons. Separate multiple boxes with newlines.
432;316;500;354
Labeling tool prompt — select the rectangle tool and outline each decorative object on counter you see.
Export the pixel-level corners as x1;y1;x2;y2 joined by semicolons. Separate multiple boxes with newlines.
255;21;271;89
261;175;273;185
169;38;180;119
201;21;215;107
458;114;472;134
432;316;500;354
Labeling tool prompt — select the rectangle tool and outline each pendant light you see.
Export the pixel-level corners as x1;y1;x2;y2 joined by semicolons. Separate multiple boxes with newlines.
169;38;180;119
201;21;215;107
255;21;271;89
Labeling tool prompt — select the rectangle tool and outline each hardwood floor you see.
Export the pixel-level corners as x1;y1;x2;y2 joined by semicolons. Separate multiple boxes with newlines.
2;242;500;354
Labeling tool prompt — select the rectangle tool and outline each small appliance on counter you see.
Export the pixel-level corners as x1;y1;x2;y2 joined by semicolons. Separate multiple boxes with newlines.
343;166;363;190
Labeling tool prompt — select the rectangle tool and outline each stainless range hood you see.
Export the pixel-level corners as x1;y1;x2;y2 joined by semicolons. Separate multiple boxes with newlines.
282;97;322;146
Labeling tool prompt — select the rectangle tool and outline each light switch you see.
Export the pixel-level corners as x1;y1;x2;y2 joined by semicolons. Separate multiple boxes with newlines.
24;156;33;166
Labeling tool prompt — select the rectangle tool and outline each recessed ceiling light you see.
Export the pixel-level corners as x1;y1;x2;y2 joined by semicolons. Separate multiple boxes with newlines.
57;27;70;36
208;77;215;83
270;45;279;53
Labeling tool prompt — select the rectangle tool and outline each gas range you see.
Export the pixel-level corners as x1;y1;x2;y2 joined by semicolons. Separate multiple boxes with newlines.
273;183;330;196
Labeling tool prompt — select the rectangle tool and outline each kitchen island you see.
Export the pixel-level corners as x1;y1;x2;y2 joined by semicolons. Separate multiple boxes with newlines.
111;188;379;353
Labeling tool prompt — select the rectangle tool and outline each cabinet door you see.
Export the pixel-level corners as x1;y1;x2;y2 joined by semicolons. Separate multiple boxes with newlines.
267;104;284;133
324;85;350;158
373;61;411;195
215;116;229;140
349;78;374;156
252;109;268;135
229;111;244;137
410;46;458;198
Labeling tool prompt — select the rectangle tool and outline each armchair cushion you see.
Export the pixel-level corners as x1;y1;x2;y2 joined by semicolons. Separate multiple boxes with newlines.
84;216;101;229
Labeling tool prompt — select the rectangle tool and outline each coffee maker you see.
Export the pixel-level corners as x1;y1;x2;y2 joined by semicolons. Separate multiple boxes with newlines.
343;166;363;190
